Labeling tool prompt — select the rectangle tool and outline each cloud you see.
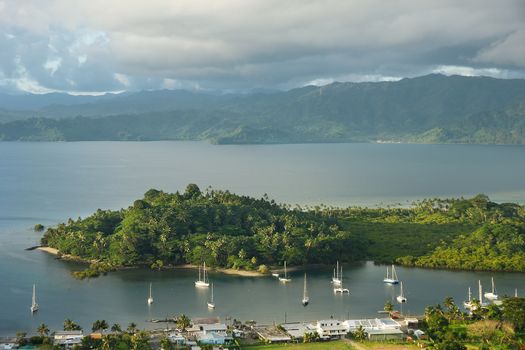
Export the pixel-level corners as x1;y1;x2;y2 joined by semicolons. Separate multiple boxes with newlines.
475;29;525;68
0;0;524;93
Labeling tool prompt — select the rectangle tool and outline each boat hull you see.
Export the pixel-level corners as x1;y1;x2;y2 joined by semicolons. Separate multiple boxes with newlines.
396;296;407;303
383;279;399;284
195;281;210;288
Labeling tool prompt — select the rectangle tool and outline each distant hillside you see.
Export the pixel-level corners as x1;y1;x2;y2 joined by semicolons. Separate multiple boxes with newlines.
1;74;525;144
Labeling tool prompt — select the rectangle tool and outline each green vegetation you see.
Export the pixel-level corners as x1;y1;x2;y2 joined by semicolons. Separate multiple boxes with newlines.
40;186;525;278
242;341;354;350
2;74;525;144
419;296;525;349
34;224;45;232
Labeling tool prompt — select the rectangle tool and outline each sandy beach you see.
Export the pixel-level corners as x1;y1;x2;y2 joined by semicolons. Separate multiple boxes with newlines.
36;247;266;277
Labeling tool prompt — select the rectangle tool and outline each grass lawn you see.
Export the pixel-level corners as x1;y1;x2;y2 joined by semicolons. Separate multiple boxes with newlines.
356;341;420;350
241;341;355;350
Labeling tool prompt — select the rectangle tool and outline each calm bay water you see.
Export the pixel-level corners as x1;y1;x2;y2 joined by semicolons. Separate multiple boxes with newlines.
1;141;525;334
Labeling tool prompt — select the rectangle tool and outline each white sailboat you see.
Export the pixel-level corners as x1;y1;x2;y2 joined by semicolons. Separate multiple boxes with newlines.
147;283;154;305
463;287;473;309
279;261;291;282
515;288;519;298
302;273;309;306
396;282;407;303
207;283;216;309
332;261;342;285
483;277;499;300
383;265;399;284
195;262;210;288
30;284;39;313
333;267;349;293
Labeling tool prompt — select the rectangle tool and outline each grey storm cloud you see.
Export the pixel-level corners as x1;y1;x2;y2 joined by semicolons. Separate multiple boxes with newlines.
0;0;524;93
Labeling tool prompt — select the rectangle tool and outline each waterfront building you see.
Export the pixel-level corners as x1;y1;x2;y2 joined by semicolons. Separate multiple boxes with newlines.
315;319;347;339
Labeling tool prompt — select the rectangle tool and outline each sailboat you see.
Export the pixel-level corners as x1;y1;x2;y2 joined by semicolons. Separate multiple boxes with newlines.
333;267;349;293
483;277;499;300
515;288;519;298
332;261;342;285
463;287;473;309
383;265;399;284
302;273;309;306
195;262;210;288
147;283;154;305
396;282;407;303
207;283;216;309
30;284;39;313
279;261;291;282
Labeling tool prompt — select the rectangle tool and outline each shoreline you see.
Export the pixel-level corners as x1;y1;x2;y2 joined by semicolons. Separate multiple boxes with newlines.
36;247;265;277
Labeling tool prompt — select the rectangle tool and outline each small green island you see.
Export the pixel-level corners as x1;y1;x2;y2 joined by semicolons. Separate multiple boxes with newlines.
39;185;525;279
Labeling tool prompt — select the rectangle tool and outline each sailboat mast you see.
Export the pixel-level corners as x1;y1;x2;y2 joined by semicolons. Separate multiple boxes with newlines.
303;273;307;298
32;284;36;304
204;262;207;282
149;283;152;299
211;283;214;303
284;261;287;279
478;280;482;302
491;277;495;294
336;261;339;279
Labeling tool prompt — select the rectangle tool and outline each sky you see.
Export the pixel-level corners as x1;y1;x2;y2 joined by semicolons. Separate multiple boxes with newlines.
0;0;524;94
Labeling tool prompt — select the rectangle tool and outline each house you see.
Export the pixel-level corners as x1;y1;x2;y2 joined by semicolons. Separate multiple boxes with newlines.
344;318;402;332
53;331;83;347
315;320;347;339
366;328;404;341
197;332;232;345
281;322;317;339
167;333;186;345
255;326;291;343
200;323;227;336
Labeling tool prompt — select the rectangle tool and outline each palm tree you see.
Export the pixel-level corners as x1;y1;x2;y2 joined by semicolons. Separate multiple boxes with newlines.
111;323;122;333
176;314;191;332
92;319;109;332
127;322;138;334
352;326;367;341
37;323;49;337
63;319;82;331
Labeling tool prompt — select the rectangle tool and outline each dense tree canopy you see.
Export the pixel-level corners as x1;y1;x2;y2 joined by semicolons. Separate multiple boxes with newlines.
41;187;525;278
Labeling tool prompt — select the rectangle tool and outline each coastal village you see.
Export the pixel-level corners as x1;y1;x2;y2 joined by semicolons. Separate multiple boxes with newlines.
0;313;425;350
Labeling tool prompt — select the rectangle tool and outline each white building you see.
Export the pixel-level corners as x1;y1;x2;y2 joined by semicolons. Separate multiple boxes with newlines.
315;320;347;339
54;330;84;347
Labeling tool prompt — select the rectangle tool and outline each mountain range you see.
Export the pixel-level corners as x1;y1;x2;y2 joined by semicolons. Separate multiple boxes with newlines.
1;74;524;144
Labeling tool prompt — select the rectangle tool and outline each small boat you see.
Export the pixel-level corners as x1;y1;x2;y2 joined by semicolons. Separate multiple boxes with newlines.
483;277;499;300
332;261;342;285
30;284;39;313
278;261;291;282
207;283;216;309
383;265;399;284
302;273;309;306
195;262;210;288
463;287;473;309
333;267;349;293
147;283;154;305
396;282;407;303
271;273;280;278
515;288;519;298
